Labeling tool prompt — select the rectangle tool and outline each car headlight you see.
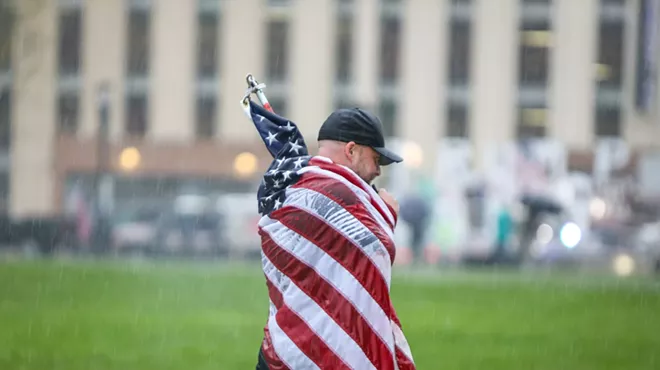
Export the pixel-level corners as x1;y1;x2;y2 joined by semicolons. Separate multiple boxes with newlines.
559;222;581;249
613;254;635;277
590;198;607;220
536;223;554;245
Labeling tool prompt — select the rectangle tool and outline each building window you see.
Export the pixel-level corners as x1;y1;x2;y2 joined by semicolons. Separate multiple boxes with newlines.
58;8;82;76
58;93;79;133
518;20;551;86
126;94;148;136
198;0;219;12
335;13;353;84
447;104;469;138
197;11;218;79
378;99;397;138
265;20;289;82
380;15;400;85
448;19;471;85
127;8;150;77
196;95;216;138
0;89;9;149
595;106;621;137
0;4;12;72
517;107;547;138
596;21;624;88
0;172;8;211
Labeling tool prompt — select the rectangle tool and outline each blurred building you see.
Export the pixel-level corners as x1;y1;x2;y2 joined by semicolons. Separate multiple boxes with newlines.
0;0;658;218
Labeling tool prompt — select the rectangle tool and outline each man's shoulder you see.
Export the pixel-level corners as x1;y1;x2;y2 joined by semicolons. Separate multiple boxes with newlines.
296;171;361;207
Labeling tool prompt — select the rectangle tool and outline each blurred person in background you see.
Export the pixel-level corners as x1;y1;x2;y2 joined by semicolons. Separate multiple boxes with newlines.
242;95;416;370
490;203;514;263
399;192;431;264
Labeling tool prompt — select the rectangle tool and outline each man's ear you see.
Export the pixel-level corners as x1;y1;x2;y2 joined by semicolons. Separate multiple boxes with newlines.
344;141;357;159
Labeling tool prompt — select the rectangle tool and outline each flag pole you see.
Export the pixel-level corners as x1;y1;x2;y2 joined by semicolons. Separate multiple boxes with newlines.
243;74;274;113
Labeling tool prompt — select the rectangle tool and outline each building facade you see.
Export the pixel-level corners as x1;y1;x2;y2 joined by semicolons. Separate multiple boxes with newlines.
0;0;658;217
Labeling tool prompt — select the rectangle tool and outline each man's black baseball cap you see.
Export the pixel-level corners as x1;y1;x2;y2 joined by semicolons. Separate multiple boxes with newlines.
317;107;403;166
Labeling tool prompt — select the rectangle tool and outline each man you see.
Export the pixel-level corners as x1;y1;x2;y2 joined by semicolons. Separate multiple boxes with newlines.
399;192;432;264
242;98;416;370
490;203;513;264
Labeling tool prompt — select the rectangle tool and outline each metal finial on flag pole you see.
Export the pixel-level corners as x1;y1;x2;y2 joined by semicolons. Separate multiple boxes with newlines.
242;74;274;113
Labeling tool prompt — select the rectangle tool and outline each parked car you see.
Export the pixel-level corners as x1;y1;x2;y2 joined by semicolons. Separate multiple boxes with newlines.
111;208;161;252
0;212;79;254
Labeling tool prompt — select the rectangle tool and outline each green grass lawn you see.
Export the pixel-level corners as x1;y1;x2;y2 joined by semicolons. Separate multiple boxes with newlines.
0;259;658;370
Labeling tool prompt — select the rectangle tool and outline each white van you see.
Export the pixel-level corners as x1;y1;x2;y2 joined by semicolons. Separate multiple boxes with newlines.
215;193;262;259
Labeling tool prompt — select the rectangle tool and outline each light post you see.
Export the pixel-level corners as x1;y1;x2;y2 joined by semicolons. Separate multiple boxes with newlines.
93;82;112;251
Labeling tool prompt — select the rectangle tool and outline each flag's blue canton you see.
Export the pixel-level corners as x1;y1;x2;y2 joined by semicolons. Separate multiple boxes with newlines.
246;99;312;216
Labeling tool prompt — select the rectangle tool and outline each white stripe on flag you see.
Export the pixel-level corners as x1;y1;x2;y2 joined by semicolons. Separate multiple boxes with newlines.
392;321;415;365
261;219;395;354
283;186;392;287
263;255;377;370
267;308;320;370
305;156;396;228
298;165;395;239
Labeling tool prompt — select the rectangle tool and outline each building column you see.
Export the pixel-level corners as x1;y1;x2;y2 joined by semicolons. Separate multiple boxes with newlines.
353;0;379;109
549;0;598;150
623;0;660;148
10;0;58;217
220;0;265;140
150;0;195;141
400;0;447;174
81;0;126;140
471;0;518;170
290;0;334;140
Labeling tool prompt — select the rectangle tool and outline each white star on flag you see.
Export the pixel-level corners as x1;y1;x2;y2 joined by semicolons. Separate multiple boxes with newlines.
242;98;311;217
289;140;303;155
266;131;278;145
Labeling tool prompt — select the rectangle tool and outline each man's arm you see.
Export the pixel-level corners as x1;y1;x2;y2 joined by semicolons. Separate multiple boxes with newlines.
377;188;400;220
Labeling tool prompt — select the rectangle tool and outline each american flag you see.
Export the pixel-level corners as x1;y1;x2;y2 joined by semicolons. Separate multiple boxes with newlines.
243;98;416;370
242;99;311;216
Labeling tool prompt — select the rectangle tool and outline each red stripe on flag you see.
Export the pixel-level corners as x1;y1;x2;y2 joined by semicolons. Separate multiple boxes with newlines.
390;311;402;328
265;272;347;369
266;279;284;308
276;306;351;370
272;198;393;319
395;347;417;370
308;158;397;229
292;174;397;263
261;232;396;370
261;326;290;370
261;280;289;370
